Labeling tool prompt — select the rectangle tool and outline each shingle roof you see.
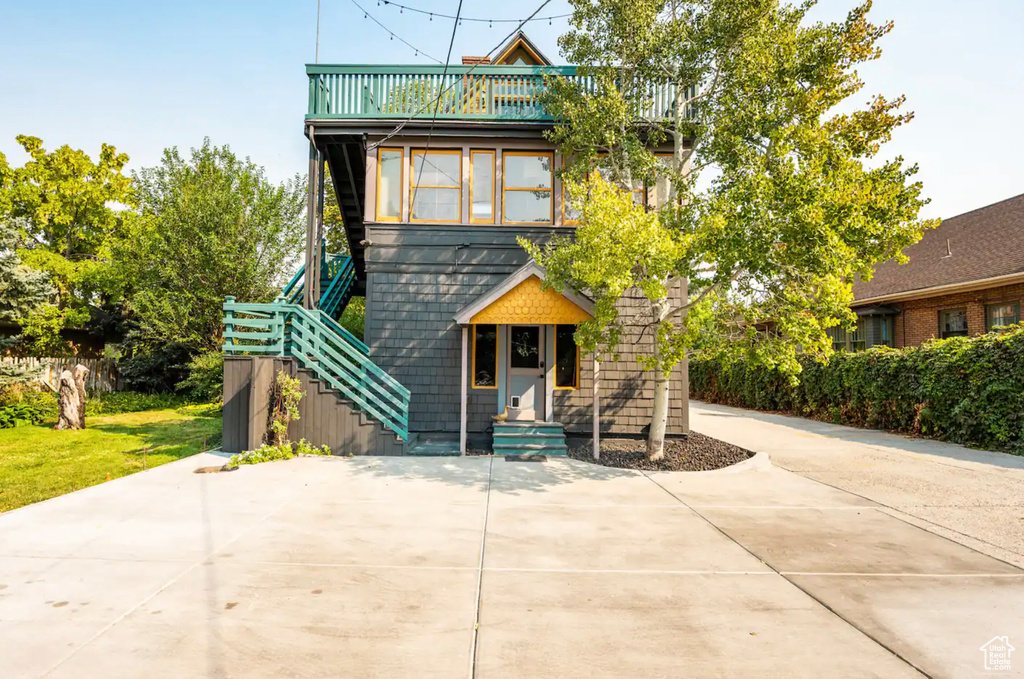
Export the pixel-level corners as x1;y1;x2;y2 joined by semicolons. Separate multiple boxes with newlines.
853;193;1024;301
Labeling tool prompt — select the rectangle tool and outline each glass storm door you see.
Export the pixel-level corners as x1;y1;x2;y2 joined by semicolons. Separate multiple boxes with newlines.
507;325;545;420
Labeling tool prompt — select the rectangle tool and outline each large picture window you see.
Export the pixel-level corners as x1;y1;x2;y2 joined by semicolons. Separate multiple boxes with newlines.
472;324;498;388
939;308;968;338
986;302;1020;331
376;147;403;221
554;324;579;389
470;150;495;224
411;149;461;222
503;151;553;224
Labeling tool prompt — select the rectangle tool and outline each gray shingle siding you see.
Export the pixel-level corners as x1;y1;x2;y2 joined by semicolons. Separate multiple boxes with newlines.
363;224;688;436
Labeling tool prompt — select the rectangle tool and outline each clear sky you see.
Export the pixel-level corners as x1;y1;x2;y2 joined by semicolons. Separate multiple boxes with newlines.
1;0;1022;220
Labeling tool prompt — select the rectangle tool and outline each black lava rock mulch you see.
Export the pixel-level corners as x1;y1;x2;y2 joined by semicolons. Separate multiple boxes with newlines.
567;432;754;471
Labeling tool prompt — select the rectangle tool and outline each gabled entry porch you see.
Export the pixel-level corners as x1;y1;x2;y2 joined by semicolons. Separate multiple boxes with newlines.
454;262;601;456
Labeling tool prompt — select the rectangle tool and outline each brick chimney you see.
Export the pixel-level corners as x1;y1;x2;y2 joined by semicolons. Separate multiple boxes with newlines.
462;56;490;65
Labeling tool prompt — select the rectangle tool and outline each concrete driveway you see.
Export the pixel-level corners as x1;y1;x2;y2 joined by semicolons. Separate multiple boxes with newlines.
1;443;1022;678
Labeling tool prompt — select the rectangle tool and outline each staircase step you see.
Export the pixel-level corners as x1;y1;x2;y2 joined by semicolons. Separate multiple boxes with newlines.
493;434;565;447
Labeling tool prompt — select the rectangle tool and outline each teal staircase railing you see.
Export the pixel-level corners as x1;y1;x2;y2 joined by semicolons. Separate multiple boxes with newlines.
280;247;358;321
222;298;409;440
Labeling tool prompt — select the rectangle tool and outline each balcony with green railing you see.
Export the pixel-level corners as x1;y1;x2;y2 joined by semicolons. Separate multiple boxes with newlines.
306;64;685;123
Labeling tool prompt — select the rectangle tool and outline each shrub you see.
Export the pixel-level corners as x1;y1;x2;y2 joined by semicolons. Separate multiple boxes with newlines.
689;327;1024;454
227;438;331;467
86;391;188;415
176;350;224;402
0;387;57;428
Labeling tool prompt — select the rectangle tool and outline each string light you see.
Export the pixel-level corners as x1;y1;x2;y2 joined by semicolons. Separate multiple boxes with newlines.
378;0;571;24
350;0;442;63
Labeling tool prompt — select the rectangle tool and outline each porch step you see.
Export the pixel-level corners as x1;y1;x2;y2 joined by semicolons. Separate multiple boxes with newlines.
493;421;567;457
406;434;460;457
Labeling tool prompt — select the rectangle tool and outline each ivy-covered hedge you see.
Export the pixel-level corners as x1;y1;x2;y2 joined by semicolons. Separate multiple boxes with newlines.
689;327;1024;453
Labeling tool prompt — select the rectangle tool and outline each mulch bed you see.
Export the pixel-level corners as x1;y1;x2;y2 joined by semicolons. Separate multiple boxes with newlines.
567;432;754;471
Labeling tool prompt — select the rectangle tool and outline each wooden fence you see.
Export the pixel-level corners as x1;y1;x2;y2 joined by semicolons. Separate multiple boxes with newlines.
2;357;122;393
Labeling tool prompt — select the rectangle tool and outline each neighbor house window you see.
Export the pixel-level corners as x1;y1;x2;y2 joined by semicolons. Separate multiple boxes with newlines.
849;325;866;352
827;327;847;352
554;324;580;389
376;147;404;221
472;324;498;388
986;302;1020;331
939;308;968;338
410;149;461;222
470;150;495;224
502;151;553;224
879;317;895;347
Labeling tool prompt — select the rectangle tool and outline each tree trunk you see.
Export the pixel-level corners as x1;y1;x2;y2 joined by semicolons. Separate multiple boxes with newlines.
54;364;89;431
646;298;671;461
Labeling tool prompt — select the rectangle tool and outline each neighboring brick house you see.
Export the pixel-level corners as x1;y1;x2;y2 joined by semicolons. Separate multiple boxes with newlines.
839;193;1024;350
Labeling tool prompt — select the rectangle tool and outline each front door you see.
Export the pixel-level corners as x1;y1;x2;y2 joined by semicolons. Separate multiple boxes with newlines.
507;325;545;421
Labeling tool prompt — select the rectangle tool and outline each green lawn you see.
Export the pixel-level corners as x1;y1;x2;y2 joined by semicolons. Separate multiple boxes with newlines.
0;405;222;513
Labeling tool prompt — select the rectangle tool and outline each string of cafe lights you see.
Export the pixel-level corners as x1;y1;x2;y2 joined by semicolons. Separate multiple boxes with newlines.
376;0;571;27
349;0;443;63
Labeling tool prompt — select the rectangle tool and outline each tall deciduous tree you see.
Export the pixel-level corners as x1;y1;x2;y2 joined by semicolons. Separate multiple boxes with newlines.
0;218;55;385
116;140;305;356
2;136;133;350
525;0;936;460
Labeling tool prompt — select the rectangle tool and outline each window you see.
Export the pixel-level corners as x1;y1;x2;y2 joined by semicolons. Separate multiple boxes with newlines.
470;150;495;224
376;147;403;221
410;149;461;222
827;327;847;352
986;302;1020;331
879;317;894;347
939;308;968;339
472;325;498;388
653;153;681;209
503;151;553;224
561;156;644;225
554;325;580;389
509;326;540;368
849;325;866;352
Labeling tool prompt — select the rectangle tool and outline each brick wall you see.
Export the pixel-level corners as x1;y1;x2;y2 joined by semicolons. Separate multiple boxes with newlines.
888;282;1024;347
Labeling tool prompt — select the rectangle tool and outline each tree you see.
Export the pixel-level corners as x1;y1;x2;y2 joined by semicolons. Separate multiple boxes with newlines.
525;0;936;460
116;140;306;360
0;218;54;385
2;136;133;350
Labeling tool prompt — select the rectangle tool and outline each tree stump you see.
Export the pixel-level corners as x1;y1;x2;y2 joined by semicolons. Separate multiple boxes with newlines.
54;364;90;430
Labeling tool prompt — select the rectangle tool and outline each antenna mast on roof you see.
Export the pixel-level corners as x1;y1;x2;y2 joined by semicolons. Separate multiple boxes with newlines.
316;0;322;63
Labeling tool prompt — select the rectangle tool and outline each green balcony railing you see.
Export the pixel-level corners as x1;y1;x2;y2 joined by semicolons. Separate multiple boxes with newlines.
306;64;686;122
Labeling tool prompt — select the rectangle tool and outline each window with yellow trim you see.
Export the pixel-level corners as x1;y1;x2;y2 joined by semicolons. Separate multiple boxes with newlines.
377;147;403;221
473;324;498;388
554;324;579;389
652;153;682;208
561;155;644;225
411;149;461;222
503;151;553;224
470;150;495;223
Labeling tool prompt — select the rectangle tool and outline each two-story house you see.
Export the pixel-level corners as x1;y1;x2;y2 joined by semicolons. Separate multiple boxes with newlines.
221;32;689;456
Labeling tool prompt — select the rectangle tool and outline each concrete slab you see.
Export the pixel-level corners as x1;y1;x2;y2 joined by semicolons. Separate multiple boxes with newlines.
487;458;672;506
43;562;478;679
474;570;924;678
225;500;485;568
699;506;1022;575
483;503;771;572
788;575;1024;679
649;465;877;508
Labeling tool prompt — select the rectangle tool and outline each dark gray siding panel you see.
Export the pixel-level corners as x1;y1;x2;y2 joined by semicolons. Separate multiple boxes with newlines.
221;356;407;455
363;225;690;437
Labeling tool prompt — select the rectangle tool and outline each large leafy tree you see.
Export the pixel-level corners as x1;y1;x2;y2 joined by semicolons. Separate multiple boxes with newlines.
2;136;133;351
525;0;936;459
0;218;54;385
116;140;305;360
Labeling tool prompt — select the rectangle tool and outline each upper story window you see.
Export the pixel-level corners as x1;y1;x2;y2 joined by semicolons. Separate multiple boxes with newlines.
470;150;495;224
411;150;461;223
502;151;553;225
377;148;404;222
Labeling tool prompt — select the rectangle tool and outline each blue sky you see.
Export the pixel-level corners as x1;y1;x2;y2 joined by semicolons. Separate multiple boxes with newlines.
1;0;1022;220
